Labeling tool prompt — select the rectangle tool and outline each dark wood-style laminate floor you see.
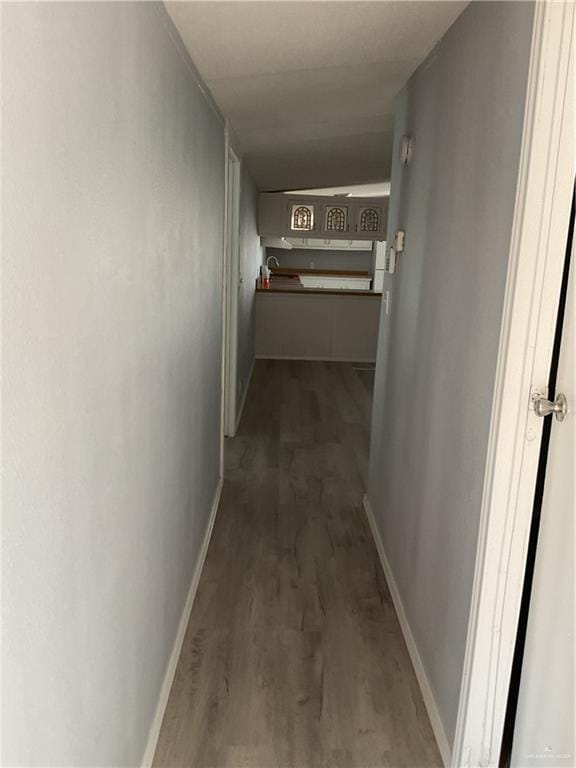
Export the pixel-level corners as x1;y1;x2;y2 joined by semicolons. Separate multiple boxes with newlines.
153;361;441;768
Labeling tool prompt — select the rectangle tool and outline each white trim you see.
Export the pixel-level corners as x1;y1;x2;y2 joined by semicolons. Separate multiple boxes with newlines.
219;127;229;479
141;478;224;768
453;5;575;767
255;355;377;363
223;143;241;439
363;494;452;768
234;357;254;434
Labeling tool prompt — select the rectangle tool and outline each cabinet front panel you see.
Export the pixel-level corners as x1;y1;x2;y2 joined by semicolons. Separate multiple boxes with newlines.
324;205;349;233
290;203;315;232
357;206;383;234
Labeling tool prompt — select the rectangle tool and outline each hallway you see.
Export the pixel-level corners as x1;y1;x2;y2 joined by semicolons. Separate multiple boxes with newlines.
153;361;440;768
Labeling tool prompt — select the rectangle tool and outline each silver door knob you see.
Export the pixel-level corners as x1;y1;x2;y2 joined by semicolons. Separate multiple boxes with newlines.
533;392;568;422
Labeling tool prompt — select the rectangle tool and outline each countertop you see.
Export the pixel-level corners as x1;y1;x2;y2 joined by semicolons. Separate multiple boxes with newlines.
256;269;382;297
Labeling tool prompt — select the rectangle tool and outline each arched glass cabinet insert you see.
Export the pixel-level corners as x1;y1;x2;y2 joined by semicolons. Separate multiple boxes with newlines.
324;205;348;232
290;204;314;231
359;207;380;233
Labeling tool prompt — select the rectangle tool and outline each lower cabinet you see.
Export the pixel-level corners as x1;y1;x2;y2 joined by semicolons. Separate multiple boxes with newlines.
299;275;372;290
255;292;381;362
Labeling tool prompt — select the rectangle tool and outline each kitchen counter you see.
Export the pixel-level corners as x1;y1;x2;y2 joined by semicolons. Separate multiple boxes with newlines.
256;271;382;297
255;278;382;362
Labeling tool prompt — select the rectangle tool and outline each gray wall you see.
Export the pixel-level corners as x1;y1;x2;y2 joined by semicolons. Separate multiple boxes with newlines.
236;167;263;416
367;0;534;748
1;4;225;765
266;247;372;273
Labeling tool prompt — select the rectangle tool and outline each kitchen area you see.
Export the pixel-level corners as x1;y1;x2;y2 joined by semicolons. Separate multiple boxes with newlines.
256;190;389;362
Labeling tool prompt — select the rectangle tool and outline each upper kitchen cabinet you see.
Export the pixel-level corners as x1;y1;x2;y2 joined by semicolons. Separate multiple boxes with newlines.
323;203;349;233
357;205;385;234
258;193;388;241
290;202;316;232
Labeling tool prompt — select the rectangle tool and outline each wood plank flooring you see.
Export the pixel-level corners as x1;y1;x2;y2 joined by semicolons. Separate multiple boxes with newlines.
153;360;441;768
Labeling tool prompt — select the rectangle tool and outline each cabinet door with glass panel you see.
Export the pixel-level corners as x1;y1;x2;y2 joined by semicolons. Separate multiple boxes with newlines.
288;201;317;233
354;204;385;235
323;203;350;234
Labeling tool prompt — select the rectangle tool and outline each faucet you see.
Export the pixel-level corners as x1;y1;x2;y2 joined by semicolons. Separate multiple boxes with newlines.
266;255;280;272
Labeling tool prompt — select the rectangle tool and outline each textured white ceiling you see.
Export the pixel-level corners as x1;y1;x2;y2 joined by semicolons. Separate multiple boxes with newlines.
166;1;467;190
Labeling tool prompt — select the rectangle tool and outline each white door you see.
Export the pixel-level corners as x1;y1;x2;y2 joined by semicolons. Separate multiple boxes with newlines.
510;241;575;767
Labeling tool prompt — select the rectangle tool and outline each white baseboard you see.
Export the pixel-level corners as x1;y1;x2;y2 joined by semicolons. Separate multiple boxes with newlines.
255;354;376;363
362;494;452;768
141;478;224;768
234;356;255;434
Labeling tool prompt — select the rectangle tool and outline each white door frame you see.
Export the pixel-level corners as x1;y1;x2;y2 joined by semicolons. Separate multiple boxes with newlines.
509;236;574;766
222;131;241;451
453;4;575;766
